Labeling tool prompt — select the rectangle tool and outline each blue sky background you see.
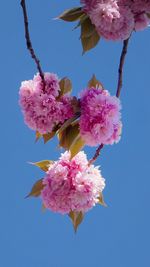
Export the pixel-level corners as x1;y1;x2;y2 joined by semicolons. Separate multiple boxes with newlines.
0;1;150;266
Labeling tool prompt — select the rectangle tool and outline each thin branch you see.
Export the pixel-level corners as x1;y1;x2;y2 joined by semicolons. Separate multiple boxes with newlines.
20;0;45;88
88;144;104;166
89;37;130;165
116;37;130;98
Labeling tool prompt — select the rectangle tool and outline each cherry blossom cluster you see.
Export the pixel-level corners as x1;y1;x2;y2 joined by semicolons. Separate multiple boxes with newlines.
41;151;105;214
19;73;73;134
19;72;121;215
19;0;149;230
81;0;150;40
79;87;122;146
19;73;122;147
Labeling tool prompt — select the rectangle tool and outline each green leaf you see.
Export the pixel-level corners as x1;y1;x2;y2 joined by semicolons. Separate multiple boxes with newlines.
36;131;56;144
57;114;80;135
69;134;85;159
81;17;96;39
59;77;72;97
73;13;89;30
29;160;54;172
58;124;80;150
58;7;84;22
43;131;56;144
26;179;44;198
98;192;107;207
88;74;103;89
35;131;42;142
69;211;84;232
81;29;100;54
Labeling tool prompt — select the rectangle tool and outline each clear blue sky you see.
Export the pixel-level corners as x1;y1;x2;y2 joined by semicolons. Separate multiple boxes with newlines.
0;1;150;267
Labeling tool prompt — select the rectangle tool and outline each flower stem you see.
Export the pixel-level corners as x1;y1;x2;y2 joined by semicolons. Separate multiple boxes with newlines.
20;0;45;88
89;37;130;165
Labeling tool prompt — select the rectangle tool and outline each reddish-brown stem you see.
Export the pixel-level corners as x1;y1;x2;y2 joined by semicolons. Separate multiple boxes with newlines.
88;144;104;166
116;38;130;98
89;37;130;165
20;0;45;88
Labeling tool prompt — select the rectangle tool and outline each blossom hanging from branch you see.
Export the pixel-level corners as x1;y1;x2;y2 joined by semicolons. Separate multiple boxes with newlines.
20;0;134;231
79;87;122;146
19;73;74;142
27;151;105;231
19;74;122;158
58;0;150;53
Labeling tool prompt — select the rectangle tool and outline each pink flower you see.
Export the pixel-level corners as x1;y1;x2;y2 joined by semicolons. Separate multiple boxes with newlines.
41;151;105;214
119;0;150;31
33;72;60;97
56;95;74;124
19;73;74;134
129;0;150;31
88;0;134;40
82;0;150;39
129;0;150;13
134;13;150;31
79;87;122;146
81;0;99;12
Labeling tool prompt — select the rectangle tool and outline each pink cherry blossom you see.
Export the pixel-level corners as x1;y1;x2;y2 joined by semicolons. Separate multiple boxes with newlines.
79;87;122;146
134;13;150;31
88;0;134;40
119;0;150;30
129;0;150;31
41;151;105;214
81;0;150;40
19;73;74;134
81;0;99;12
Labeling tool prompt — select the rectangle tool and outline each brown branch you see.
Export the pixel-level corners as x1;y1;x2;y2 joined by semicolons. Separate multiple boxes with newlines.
89;37;130;165
88;144;104;166
116;37;130;98
20;0;45;88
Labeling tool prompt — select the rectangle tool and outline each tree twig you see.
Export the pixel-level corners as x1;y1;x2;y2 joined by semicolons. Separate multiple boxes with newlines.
116;38;130;98
20;0;45;88
88;144;104;166
89;37;130;165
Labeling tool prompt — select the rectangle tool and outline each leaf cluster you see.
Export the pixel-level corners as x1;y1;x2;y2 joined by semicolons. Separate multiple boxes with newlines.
58;7;101;53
